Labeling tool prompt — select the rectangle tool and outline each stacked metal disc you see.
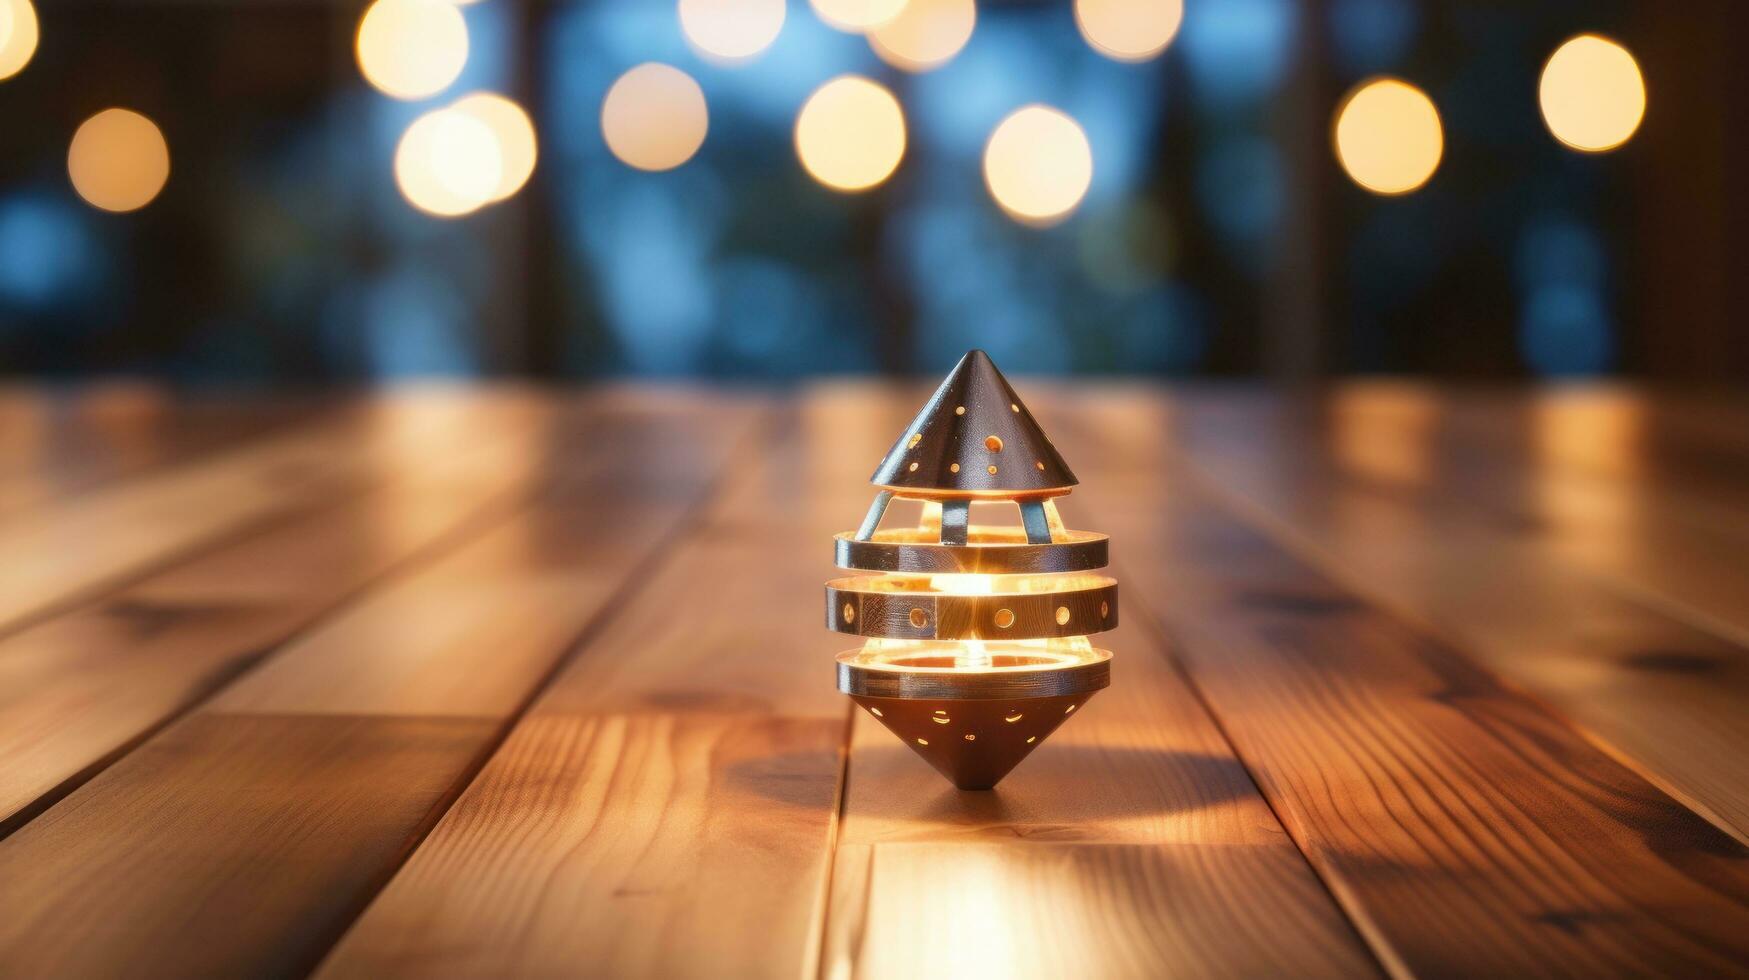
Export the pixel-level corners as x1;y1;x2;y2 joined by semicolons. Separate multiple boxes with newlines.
825;350;1116;790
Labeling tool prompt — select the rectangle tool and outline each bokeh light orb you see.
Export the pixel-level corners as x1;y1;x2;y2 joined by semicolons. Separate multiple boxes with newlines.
1332;77;1442;195
451;92;537;202
869;0;975;72
68;109;171;213
678;0;785;64
395;108;502;217
355;0;469;101
810;0;907;33
982;105;1094;226
1075;0;1183;62
0;0;39;82
794;75;907;192
1539;34;1646;153
602;63;709;172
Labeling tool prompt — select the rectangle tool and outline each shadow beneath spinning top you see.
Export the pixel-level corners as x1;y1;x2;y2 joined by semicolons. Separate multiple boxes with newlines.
729;743;1257;837
880;745;1259;838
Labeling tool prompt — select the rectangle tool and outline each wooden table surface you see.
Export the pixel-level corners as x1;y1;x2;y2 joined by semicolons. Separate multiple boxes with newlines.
0;381;1746;979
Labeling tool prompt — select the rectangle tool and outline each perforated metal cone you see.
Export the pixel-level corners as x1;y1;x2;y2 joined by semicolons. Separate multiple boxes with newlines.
851;692;1096;790
871;350;1076;495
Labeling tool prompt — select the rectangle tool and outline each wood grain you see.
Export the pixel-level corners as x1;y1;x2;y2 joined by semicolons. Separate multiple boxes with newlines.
322;711;842;978
319;395;881;978
1312;385;1749;639
1156;386;1749;845
0;394;576;834
1054;391;1749;976
0;395;763;978
0;383;1744;979
1441;387;1749;512
205;403;760;718
0;713;496;979
0;385;323;516
828;842;1363;980
0;388;543;632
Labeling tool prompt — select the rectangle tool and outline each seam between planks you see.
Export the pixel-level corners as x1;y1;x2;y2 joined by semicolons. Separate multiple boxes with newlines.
1560;559;1749;658
809;696;859;980
0;466;543;842
1156;433;1749;971
0;406;447;645
0;398;348;523
1104;547;1402;980
1044;403;1401;980
1173;434;1749;849
731;392;863;980
300;402;781;979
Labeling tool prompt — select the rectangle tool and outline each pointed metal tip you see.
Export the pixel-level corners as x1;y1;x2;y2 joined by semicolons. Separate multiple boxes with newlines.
851;692;1102;789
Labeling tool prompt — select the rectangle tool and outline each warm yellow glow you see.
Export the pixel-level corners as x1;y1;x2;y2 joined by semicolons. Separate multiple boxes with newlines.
1539;34;1645;153
843;638;1105;674
795;75;907;192
857;635;1096;658
450;92;537;202
982;105;1093;226
1075;0;1182;62
0;0;39;82
810;0;908;33
838;572;1111;596
868;0;975;72
678;0;785;64
394;107;502;218
356;0;468;101
67;109;171;214
601;63;709;172
928;573;995;595
1333;77;1443;195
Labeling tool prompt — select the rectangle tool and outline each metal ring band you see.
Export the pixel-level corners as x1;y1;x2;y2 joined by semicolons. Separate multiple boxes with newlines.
871;485;1074;502
836;652;1112;700
834;531;1109;575
825;578;1117;641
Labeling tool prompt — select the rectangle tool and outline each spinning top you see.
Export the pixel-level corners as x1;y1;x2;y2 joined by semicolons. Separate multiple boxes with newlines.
826;350;1116;789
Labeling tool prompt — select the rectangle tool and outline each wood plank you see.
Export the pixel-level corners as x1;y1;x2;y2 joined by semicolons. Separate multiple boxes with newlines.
0;394;765;979
0;713;495;979
828;842;1361;980
314;384;1368;978
1442;386;1749;513
318;391;889;979
814;387;1376;980
0;385;325;517
0;387;544;632
0;392;583;835
1057;390;1749;976
323;710;842;978
1158;386;1749;844
204;397;762;719
1317;385;1749;640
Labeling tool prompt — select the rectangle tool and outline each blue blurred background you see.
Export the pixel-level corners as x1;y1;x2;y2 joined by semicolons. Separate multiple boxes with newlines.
0;0;1742;383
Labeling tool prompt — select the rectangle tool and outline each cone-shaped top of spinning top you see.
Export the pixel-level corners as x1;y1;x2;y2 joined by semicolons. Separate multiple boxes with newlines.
871;350;1076;495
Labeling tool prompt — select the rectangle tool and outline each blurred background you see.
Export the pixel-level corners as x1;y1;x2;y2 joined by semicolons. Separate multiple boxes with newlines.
0;0;1742;383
